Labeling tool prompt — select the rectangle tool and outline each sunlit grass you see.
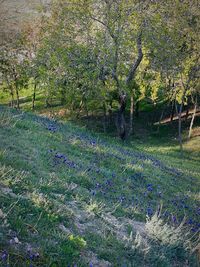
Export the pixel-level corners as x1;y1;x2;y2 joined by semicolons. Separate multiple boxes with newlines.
0;106;199;266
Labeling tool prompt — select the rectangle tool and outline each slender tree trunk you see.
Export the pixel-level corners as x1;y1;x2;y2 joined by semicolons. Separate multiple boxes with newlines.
10;90;14;108
185;104;190;122
174;63;199;152
15;85;20;109
84;100;89;118
103;102;107;133
135;101;139;118
176;72;194;154
176;102;183;154
170;100;176;122
129;93;134;135
76;100;83;118
32;83;36;110
8;86;14;108
188;98;197;139
6;77;14;107
108;100;113;124
157;108;165;133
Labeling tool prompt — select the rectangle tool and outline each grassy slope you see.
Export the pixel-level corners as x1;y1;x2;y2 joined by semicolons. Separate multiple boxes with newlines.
0;106;199;266
0;0;51;39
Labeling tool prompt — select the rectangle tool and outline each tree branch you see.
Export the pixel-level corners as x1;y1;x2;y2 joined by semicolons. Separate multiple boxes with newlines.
126;32;143;85
89;15;115;39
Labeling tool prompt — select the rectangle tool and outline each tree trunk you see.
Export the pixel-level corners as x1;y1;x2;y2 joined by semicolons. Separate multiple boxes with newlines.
111;28;143;139
112;37;125;139
185;104;189;122
15;85;20;109
135;101;139;118
176;102;183;154
170;100;176;122
32;83;36;110
126;33;143;84
129;93;134;135
108;100;113;124
188;98;197;139
157;108;165;133
175;63;199;152
84;99;89;118
10;91;14;107
176;72;193;154
103;102;107;133
6;77;14;107
116;92;126;140
126;32;143;137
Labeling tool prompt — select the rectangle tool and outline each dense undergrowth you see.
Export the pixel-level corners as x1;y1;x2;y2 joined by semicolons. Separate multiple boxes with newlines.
0;105;199;266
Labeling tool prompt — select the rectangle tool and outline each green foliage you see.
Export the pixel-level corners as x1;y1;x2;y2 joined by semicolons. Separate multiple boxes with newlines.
1;0;199;136
60;235;86;263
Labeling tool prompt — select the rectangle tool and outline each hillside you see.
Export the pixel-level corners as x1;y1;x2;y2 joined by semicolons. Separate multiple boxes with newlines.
0;0;51;42
0;106;199;266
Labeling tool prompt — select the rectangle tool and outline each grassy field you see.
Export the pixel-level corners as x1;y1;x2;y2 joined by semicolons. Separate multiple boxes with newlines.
0;105;200;266
0;0;51;42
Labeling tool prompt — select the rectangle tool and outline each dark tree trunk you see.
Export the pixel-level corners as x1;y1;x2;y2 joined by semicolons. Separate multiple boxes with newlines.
126;32;143;137
103;102;107;133
108;100;113;124
135;101;139;118
32;83;36;110
129;93;134;135
126;33;143;84
6;77;14;107
9;87;14;107
11;92;14;107
176;102;183;154
111;28;143;140
157;108;165;133
15;85;20;109
116;92;127;140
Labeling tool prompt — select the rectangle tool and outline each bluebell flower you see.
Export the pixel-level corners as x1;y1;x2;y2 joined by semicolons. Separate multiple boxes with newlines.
1;250;8;261
187;218;193;225
29;254;34;260
172;215;177;223
147;184;153;192
144;191;148;197
147;207;153;216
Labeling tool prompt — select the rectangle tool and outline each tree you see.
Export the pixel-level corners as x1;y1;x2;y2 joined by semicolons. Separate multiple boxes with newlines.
143;0;200;151
0;42;29;109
